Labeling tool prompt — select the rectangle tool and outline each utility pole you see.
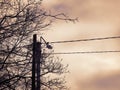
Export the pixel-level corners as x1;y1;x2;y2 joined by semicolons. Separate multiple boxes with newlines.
32;34;52;90
32;34;41;90
32;34;36;90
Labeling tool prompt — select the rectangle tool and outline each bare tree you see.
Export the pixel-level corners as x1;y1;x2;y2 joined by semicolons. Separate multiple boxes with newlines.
0;0;75;90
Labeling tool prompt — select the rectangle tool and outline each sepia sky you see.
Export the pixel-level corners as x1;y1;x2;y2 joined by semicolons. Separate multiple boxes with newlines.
42;0;120;90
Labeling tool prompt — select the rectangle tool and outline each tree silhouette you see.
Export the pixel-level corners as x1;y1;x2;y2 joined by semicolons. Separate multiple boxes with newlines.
0;0;75;90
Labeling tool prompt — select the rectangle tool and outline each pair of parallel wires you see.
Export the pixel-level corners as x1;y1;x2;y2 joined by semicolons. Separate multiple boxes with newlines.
47;36;120;55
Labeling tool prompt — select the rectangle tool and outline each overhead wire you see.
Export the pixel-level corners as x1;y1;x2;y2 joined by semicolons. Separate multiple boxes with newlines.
49;50;120;54
50;36;120;44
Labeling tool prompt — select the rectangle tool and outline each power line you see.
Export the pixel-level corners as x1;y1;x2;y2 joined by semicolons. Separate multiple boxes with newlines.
50;36;120;44
48;50;120;54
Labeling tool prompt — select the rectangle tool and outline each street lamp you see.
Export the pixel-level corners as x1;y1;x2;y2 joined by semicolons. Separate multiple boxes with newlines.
40;36;52;49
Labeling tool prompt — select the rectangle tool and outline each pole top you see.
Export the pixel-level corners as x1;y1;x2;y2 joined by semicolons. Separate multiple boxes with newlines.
33;34;37;37
33;34;37;42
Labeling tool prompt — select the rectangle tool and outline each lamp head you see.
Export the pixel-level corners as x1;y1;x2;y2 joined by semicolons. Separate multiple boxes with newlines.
46;42;52;49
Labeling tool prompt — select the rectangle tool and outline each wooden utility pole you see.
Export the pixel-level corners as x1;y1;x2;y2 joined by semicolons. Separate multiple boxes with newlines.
32;34;41;90
32;34;36;90
32;34;52;90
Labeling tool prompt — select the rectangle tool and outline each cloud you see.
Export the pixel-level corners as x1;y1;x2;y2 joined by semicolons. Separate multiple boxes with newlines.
43;0;120;22
42;1;120;90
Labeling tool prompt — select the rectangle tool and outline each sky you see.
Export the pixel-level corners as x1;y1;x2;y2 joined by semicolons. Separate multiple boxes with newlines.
41;0;120;90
